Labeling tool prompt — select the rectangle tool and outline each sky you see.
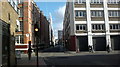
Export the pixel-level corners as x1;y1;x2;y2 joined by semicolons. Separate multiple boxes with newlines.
36;2;66;39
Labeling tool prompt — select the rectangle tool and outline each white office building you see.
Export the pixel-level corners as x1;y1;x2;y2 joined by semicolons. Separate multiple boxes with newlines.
63;0;120;51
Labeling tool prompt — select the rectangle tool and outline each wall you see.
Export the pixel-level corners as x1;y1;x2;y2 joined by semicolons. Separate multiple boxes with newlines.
0;1;18;66
40;13;50;48
0;21;2;67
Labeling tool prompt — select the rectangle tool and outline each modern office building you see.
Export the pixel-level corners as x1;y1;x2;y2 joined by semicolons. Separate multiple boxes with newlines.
63;0;120;52
0;0;19;66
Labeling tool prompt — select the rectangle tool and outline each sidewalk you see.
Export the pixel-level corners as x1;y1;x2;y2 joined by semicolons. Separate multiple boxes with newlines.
66;50;120;55
17;53;47;67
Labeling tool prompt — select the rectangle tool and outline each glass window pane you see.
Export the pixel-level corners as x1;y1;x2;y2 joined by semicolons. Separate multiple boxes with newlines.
75;11;79;16
80;25;82;30
76;25;79;30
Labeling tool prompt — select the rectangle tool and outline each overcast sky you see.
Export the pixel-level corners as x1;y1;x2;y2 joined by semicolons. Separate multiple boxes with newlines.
36;2;66;39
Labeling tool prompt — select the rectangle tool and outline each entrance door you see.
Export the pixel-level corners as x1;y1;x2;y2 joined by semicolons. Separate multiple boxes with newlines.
2;22;10;67
78;36;88;51
111;36;120;50
93;37;106;51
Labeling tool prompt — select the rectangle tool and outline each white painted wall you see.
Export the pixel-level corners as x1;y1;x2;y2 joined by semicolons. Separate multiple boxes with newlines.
0;22;2;66
103;0;111;47
86;0;93;46
66;0;120;51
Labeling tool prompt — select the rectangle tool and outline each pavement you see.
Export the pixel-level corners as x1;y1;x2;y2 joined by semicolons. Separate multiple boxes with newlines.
39;51;120;57
16;53;47;67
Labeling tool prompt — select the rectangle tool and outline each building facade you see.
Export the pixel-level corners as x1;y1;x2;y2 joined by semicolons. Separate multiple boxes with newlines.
48;14;55;46
32;1;41;50
58;30;63;45
0;0;19;66
63;0;120;52
40;12;50;49
15;0;34;53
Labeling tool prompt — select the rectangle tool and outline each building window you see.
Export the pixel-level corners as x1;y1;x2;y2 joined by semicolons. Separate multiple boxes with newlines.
92;24;105;30
108;0;120;4
91;11;104;17
91;0;103;4
16;35;19;43
75;11;86;17
76;25;79;30
19;21;23;31
8;13;10;20
76;24;87;31
19;7;23;17
75;0;86;4
18;0;23;4
108;11;120;17
110;24;120;30
15;35;24;44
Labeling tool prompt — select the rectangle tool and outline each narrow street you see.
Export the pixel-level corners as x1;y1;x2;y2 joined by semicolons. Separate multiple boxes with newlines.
1;0;120;67
17;46;120;67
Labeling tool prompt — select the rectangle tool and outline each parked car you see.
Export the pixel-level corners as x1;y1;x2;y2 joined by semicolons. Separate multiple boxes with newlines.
15;50;21;59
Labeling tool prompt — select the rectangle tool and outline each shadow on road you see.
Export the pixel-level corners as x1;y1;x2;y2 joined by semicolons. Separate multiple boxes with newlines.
40;46;65;52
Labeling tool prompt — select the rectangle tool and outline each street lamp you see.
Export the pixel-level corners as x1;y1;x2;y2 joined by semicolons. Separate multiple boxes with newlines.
35;28;38;32
34;23;39;67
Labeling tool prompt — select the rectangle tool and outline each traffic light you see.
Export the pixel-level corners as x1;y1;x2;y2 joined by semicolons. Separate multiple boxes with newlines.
34;23;39;36
28;41;32;60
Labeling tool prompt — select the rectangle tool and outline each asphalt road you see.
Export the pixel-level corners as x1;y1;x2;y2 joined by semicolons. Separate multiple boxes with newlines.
17;46;120;67
43;54;120;67
41;45;64;52
40;45;120;67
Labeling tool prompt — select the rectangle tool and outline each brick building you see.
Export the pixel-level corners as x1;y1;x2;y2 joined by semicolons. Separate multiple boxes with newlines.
0;0;19;66
15;0;34;53
32;1;41;50
15;0;50;53
40;12;50;49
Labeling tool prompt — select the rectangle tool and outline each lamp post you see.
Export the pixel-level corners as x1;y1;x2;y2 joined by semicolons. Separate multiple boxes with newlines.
34;23;39;67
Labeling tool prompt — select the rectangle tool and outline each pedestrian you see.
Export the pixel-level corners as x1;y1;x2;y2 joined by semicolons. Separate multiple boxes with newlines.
28;49;32;60
107;45;110;53
88;45;92;52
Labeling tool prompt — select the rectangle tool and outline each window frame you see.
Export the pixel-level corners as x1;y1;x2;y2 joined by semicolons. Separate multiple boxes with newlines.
15;35;24;44
75;11;86;17
75;0;86;4
90;0;103;4
92;24;105;30
108;11;120;17
110;24;120;30
19;7;23;17
91;11;104;17
76;24;87;31
108;0;119;4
